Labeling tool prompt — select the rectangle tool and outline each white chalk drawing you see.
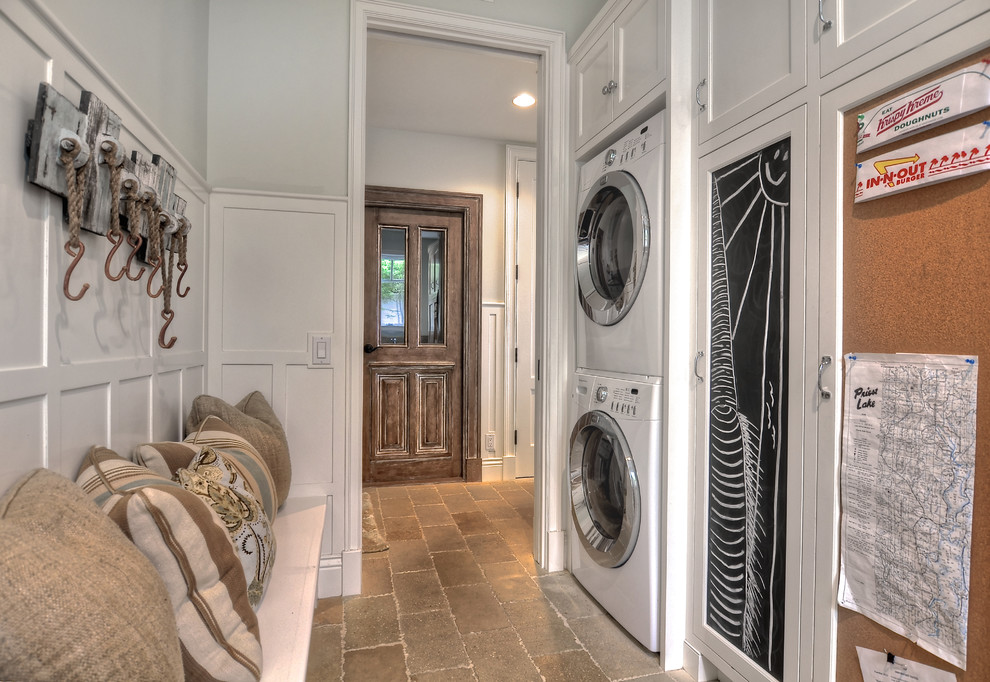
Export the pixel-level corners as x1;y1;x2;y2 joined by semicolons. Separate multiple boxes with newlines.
706;138;790;679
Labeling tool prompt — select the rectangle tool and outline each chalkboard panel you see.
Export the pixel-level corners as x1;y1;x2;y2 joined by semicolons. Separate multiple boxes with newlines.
839;47;990;681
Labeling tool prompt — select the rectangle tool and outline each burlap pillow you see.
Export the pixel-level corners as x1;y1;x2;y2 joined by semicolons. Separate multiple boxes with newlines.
78;451;263;681
0;468;183;681
186;392;292;508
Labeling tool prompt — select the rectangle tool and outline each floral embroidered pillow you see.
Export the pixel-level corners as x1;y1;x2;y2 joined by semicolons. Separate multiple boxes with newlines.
176;447;277;609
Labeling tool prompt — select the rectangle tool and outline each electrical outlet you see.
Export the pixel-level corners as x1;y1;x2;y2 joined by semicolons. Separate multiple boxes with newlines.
485;432;496;452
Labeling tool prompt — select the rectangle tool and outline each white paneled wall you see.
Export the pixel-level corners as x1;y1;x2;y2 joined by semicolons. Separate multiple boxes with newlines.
0;1;208;494
209;191;349;596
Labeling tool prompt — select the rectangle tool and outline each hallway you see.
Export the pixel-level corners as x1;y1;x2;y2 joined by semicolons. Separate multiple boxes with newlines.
305;480;692;681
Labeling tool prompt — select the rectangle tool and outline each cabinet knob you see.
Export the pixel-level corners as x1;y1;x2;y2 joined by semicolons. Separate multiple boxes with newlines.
601;80;618;96
696;79;707;112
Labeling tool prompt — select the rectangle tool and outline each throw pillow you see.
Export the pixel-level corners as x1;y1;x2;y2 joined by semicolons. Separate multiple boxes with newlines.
76;445;180;508
78;451;263;681
177;446;277;609
186;392;292;508
0;468;184;681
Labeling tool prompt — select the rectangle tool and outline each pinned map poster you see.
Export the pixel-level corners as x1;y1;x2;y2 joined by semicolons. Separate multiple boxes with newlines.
839;353;977;669
854;120;990;202
857;58;990;153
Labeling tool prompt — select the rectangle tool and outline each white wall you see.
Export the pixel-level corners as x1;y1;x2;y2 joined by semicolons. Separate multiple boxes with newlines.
0;1;209;494
39;0;210;177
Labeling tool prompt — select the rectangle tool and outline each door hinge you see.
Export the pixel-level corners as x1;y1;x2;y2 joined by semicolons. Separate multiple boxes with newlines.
537;359;541;381
514;430;518;445
515;264;519;280
514;347;518;362
516;181;520;198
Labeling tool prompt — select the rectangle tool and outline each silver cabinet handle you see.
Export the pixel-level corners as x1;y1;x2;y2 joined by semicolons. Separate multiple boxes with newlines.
818;355;832;400
694;351;705;383
818;0;833;30
696;79;706;112
601;80;618;96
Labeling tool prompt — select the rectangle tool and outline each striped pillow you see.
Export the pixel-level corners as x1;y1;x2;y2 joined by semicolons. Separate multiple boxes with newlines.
77;446;180;508
78;450;263;681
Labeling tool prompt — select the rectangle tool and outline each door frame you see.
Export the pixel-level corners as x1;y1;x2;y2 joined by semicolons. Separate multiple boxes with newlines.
348;1;570;591
364;185;483;482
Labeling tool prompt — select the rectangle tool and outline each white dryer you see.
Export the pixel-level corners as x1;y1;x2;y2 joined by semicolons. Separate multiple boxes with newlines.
575;111;665;378
568;370;684;662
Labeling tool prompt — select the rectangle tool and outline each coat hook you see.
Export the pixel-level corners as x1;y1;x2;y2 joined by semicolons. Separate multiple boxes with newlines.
146;259;164;297
104;231;126;281
176;262;190;297
63;241;90;301
101;139;127;281
123;233;146;281
158;309;176;349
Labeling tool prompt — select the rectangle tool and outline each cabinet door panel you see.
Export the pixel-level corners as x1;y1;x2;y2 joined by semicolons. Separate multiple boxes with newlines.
615;0;666;118
574;28;615;150
820;0;975;74
698;0;806;142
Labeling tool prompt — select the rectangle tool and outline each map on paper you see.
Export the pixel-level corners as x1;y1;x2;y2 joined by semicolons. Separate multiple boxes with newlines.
839;353;978;669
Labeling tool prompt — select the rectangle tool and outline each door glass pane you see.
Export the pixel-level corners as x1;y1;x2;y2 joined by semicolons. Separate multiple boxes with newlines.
582;428;625;541
380;227;406;345
706;138;790;679
420;230;445;345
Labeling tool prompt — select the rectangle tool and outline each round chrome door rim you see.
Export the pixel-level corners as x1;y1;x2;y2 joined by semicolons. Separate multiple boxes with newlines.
576;170;650;326
568;410;641;568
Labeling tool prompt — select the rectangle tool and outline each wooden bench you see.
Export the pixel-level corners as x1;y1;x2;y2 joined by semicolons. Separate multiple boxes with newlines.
256;496;326;681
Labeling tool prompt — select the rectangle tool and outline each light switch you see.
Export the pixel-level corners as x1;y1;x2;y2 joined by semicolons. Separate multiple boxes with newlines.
308;333;332;368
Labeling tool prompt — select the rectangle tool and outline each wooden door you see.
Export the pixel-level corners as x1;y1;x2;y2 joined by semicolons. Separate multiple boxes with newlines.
363;202;466;484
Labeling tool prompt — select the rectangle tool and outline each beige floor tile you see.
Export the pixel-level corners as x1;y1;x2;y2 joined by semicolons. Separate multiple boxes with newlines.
393;569;446;615
342;643;407;681
490;516;534;547
503;598;580;657
451;510;494;536
313;596;343;626
407;484;442;505
533;649;609;682
441;492;480;513
414;503;455;527
380;495;415;518
474;498;520;520
411;667;476;681
384;515;423;541
305;624;342;682
482;561;542;603
465;483;502;501
568;613;663;679
387;538;433;573
342;594;400;650
446;583;510;633
423;524;468;552
400;609;470;674
375;486;411;500
464;532;516;564
435;482;467;496
462;628;541;682
433;549;485;587
535;573;605;620
360;554;393;596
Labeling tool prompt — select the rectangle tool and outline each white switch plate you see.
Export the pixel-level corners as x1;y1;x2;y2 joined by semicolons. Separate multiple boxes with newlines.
308;333;332;368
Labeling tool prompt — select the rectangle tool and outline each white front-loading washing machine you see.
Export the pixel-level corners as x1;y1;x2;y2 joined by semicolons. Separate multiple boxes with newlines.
575;111;665;379
568;370;684;663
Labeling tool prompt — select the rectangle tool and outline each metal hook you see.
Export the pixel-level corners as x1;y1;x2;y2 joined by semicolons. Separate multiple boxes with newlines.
124;234;146;281
104;231;126;281
176;262;191;298
146;258;164;298
63;241;90;301
158;309;177;349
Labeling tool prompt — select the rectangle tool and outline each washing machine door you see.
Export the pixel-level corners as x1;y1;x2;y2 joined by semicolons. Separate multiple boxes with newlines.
576;170;650;326
569;410;641;567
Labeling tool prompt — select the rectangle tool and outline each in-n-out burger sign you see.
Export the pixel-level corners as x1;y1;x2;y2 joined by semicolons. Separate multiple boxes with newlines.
857;59;990;152
854;121;990;203
876;86;945;134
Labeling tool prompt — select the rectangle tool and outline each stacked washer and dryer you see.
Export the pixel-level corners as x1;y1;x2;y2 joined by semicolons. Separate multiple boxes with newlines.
568;111;685;666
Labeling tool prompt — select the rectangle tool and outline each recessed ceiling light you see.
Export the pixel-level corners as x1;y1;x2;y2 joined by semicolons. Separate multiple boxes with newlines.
512;93;536;108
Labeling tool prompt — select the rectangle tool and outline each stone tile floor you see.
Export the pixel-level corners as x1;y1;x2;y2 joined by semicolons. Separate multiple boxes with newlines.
306;479;693;681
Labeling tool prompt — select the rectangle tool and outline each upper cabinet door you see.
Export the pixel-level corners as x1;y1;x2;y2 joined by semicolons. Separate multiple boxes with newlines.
614;0;667;120
819;0;981;75
574;26;616;151
697;0;807;143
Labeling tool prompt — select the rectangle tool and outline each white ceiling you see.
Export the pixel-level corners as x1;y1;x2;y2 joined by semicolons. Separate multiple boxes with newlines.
367;31;539;144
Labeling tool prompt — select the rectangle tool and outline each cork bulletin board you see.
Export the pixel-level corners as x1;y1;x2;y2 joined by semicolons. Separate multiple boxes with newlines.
838;47;990;681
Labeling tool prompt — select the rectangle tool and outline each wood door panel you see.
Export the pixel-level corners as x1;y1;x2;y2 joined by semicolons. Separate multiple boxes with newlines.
374;373;408;455
417;371;449;452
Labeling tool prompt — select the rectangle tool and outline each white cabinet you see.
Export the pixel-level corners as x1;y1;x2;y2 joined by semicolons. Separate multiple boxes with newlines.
696;0;807;143
818;0;986;74
572;0;667;152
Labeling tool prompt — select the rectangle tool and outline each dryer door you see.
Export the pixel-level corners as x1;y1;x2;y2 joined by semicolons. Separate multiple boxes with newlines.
569;410;641;567
576;170;650;326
